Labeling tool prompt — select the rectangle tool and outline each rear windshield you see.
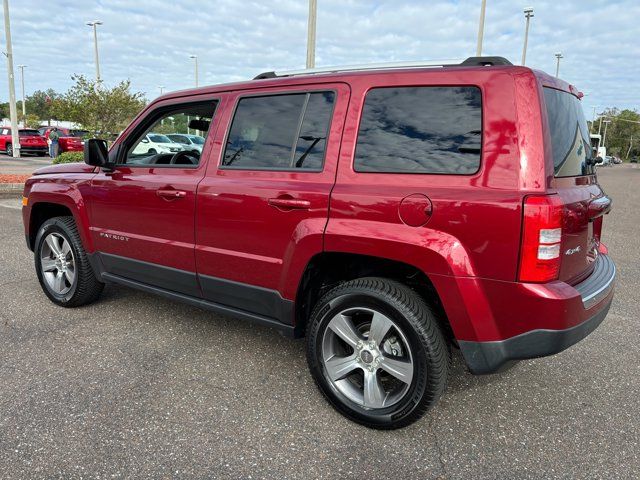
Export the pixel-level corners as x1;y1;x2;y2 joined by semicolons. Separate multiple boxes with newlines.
68;130;89;137
544;88;594;177
19;129;41;136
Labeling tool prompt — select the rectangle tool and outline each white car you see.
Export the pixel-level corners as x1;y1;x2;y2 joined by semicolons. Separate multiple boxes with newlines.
132;133;185;155
166;134;205;154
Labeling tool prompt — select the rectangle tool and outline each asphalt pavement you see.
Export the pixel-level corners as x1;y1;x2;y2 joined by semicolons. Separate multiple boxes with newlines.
0;165;638;479
0;154;52;175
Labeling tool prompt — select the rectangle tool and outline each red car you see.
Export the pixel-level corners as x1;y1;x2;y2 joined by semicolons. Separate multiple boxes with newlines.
38;126;89;153
0;127;48;156
22;56;615;429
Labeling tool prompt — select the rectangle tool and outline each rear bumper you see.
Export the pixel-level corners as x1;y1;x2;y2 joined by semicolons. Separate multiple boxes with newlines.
20;146;48;154
459;296;612;374
60;144;83;152
453;254;616;374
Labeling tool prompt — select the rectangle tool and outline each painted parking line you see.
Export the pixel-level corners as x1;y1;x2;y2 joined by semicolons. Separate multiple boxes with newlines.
0;199;21;210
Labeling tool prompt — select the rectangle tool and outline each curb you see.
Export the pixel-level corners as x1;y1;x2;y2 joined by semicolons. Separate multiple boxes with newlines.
0;183;24;198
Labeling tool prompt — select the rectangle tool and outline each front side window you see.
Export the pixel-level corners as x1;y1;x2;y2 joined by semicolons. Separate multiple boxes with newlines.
125;101;217;167
222;91;335;170
354;86;482;174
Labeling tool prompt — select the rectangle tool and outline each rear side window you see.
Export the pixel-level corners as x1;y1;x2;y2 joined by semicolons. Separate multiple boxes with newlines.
222;91;335;170
544;88;594;177
354;86;482;174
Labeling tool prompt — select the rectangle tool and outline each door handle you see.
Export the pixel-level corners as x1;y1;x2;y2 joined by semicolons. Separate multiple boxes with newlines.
268;197;311;210
157;189;187;199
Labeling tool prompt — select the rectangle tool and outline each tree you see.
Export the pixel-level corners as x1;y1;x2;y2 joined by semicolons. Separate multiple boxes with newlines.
52;75;147;136
593;109;640;160
24;89;60;122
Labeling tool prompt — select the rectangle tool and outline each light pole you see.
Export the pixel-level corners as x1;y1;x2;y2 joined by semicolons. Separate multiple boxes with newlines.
306;0;317;68
476;0;487;56
602;119;611;149
17;64;26;116
189;55;198;87
555;52;563;77
3;0;20;157
521;7;534;65
86;20;103;83
157;85;165;95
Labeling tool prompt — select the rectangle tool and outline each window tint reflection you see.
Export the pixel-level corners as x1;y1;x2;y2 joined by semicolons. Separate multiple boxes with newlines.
354;86;482;174
223;92;335;170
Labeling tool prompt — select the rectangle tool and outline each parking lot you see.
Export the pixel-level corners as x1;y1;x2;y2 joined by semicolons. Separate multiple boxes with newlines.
0;154;52;176
0;164;638;478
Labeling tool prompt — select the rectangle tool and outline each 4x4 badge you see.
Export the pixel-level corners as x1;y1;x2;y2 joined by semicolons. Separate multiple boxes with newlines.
565;246;581;256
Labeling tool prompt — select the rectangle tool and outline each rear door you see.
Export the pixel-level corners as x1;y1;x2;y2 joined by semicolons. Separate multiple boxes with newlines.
195;83;349;322
543;87;610;284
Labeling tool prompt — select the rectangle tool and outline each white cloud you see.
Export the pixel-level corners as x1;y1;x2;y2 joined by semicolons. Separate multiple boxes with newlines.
0;0;638;114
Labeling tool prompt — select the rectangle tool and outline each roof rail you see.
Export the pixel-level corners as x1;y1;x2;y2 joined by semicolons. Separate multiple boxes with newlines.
253;56;513;80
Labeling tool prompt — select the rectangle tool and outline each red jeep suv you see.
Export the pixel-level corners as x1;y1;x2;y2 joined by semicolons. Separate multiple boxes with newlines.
22;57;615;429
38;127;89;153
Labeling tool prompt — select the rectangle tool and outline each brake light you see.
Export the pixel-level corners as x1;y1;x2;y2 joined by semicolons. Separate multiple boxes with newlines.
518;195;564;283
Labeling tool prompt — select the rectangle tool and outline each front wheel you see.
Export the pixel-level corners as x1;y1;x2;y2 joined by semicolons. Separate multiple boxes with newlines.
306;277;450;429
34;216;104;307
6;143;12;156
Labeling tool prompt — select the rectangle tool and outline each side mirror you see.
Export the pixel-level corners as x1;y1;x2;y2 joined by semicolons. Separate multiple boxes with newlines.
84;138;110;168
140;138;149;144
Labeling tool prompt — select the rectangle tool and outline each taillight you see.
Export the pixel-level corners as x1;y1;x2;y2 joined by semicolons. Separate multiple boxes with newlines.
518;195;564;283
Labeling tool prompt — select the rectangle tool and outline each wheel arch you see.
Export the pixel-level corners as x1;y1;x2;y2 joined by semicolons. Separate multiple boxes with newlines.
27;191;93;253
294;252;453;342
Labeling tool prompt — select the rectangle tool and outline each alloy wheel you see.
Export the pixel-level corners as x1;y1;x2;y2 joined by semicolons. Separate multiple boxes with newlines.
321;307;414;409
40;232;76;295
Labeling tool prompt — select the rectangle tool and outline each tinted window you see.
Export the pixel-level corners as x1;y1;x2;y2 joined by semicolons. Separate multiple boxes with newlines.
354;87;482;174
222;92;335;170
19;129;41;136
544;88;594;177
293;92;335;169
68;130;89;138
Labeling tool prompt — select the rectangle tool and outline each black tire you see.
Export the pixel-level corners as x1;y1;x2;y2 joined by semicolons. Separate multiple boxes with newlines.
34;216;104;307
6;143;12;156
148;148;157;154
306;277;450;429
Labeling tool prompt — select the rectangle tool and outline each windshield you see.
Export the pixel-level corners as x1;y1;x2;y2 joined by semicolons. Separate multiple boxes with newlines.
190;136;205;145
19;129;41;137
148;134;172;143
544;88;595;177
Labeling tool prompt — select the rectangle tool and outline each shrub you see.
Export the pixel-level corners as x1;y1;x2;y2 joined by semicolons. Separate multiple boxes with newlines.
53;151;84;164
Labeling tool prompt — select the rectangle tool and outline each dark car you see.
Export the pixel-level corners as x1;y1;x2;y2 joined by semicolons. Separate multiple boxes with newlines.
22;56;615;429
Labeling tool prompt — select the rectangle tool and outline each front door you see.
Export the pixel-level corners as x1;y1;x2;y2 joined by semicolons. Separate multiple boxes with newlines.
195;84;350;323
87;99;220;297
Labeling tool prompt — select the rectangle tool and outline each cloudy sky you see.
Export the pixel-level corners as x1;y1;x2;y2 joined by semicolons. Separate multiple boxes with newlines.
2;0;639;116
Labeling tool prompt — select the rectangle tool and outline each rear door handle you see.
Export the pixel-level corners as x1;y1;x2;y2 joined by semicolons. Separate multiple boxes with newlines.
268;197;311;210
157;189;187;199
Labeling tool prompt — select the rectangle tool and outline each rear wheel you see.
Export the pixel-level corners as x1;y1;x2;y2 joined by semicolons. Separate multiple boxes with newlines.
5;143;12;156
34;216;104;307
306;277;450;429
